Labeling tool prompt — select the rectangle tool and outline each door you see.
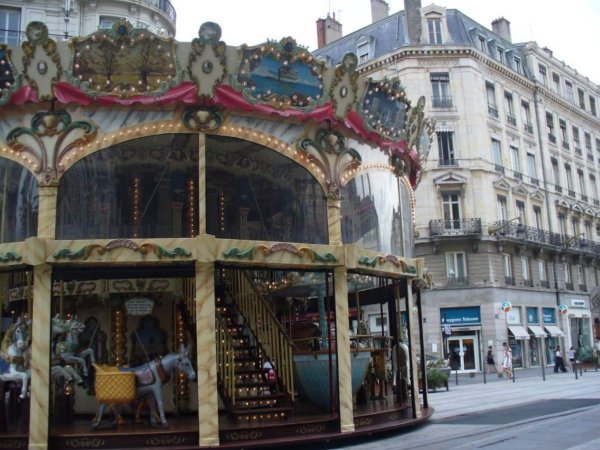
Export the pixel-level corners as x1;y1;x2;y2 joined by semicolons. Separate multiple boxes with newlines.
447;336;478;372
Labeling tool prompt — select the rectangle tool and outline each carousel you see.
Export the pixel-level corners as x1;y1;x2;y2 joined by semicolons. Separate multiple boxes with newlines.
0;20;434;450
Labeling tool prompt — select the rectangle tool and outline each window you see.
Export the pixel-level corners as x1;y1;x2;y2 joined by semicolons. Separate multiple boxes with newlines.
577;265;585;289
521;101;532;133
527;152;537;181
552;73;561;94
538;64;547;85
572;126;580;149
442;192;461;229
538;260;547;283
533;206;543;229
503;254;513;280
445;252;466;282
510;145;521;176
546;113;556;143
431;72;452;108
437;131;455;165
504;91;516;125
478;36;486;53
559;119;569;149
590;96;597;117
565;81;574;103
497;195;508;221
584;132;592;150
577;169;586;198
590;175;598;202
428;18;443;44
578;88;586;110
585;221;592;240
492;138;502;170
564;263;572;287
357;39;371;64
486;82;498;117
514;57;521;74
497;47;505;63
551;158;561;190
521;256;530;282
516;200;526;225
558;213;567;235
0;7;20;46
565;164;574;194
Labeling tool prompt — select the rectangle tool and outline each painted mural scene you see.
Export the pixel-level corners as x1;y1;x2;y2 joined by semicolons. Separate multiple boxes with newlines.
0;0;599;449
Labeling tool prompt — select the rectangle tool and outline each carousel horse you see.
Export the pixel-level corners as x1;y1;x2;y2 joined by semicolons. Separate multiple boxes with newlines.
53;315;96;377
0;317;31;399
92;344;195;429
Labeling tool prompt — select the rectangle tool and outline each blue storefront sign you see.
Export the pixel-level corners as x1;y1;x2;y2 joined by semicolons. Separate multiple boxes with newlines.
543;307;556;324
440;307;481;326
527;307;539;324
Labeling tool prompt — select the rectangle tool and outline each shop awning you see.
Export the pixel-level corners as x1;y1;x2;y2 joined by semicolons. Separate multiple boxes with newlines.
544;325;564;337
528;325;546;337
508;325;530;340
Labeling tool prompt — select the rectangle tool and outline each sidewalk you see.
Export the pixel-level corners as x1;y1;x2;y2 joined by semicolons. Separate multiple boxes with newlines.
425;365;600;420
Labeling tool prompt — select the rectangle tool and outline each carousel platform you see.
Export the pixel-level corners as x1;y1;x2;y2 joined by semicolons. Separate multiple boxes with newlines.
32;397;432;449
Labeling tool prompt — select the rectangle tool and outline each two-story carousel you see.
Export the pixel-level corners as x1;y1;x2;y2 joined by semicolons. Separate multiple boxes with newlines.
0;20;434;450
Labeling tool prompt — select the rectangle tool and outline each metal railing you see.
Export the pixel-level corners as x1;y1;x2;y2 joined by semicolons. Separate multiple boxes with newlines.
506;115;517;126
222;268;295;401
548;134;557;144
438;158;458;166
447;276;468;286
139;0;177;22
523;123;533;134
488;105;499;118
430;218;482;236
432;96;453;108
505;276;516;286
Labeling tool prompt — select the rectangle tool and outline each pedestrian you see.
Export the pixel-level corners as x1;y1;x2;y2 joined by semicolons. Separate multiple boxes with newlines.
554;346;567;373
502;342;512;379
567;346;576;372
486;345;496;374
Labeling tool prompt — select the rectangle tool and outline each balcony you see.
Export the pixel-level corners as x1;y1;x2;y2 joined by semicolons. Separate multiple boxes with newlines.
430;218;482;237
506;115;517;126
562;141;570;151
587;153;594;162
555;185;563;193
574;147;583;156
494;164;505;174
513;171;523;180
523;279;534;287
488;105;499;118
143;0;177;22
568;189;576;197
432;96;453;108
581;194;588;202
579;284;588;292
565;282;574;290
540;280;550;288
505;276;516;286
548;134;557;144
529;177;539;186
523;122;533;134
438;159;457;166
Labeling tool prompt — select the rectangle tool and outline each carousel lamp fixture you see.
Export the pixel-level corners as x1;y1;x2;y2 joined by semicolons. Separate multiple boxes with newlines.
187;178;196;237
132;176;141;238
219;192;225;232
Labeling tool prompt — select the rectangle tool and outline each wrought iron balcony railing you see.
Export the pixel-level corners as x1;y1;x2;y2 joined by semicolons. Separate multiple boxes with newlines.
523;122;533;134
432;96;453;108
579;284;588;292
505;276;516;286
540;280;550;288
506;115;517;126
565;282;574;290
430;218;482;237
488;105;499;118
447;276;468;287
523;279;534;287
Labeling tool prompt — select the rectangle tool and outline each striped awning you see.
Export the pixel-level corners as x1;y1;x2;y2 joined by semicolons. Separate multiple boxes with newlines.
545;325;565;337
508;325;530;340
528;326;546;337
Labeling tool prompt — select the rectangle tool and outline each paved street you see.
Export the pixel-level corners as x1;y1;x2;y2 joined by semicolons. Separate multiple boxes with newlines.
308;368;600;450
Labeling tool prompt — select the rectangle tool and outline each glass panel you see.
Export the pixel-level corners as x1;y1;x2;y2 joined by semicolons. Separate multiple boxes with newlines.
57;134;198;239
0;157;38;243
546;337;557;364
508;338;523;368
207;136;327;244
462;339;475;370
342;171;403;254
529;338;540;366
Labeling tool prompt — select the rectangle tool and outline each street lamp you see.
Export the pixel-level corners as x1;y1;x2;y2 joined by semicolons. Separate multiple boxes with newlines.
488;217;525;235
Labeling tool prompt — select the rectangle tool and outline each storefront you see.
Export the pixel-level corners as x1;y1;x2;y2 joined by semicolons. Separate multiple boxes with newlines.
440;306;481;372
526;307;546;367
566;299;594;360
506;306;529;368
543;307;564;365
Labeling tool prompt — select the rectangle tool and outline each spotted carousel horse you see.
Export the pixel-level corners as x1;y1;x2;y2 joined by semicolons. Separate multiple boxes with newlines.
0;317;31;399
92;344;196;429
53;315;96;378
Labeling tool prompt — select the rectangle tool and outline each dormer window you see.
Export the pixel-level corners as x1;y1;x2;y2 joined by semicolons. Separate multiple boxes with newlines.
497;47;505;63
356;36;375;64
428;18;443;44
478;36;486;53
513;57;521;74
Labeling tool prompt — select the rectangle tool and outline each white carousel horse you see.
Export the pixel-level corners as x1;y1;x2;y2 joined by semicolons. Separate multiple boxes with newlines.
53;315;96;377
92;344;195;429
0;317;31;399
389;341;410;391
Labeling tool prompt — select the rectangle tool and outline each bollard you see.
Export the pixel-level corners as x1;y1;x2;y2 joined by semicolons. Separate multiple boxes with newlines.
574;361;578;380
455;368;459;386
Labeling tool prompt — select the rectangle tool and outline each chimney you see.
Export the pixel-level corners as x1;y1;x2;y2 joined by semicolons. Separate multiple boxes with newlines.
491;17;511;43
316;13;343;48
404;0;422;45
371;0;389;23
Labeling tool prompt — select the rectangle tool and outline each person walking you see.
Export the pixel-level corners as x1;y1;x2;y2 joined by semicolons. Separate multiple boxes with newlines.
486;345;496;374
554;346;567;373
502;342;513;379
567;346;577;372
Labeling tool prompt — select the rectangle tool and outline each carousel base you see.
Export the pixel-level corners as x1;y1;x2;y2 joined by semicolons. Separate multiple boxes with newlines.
3;397;433;449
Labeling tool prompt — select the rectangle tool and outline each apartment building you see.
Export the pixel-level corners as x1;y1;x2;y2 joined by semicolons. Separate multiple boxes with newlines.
0;0;175;44
315;0;600;372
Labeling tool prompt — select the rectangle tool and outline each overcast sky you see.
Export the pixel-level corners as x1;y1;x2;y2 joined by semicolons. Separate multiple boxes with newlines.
170;0;599;85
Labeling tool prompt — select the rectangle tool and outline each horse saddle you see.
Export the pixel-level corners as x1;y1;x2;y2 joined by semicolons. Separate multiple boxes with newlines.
134;367;155;386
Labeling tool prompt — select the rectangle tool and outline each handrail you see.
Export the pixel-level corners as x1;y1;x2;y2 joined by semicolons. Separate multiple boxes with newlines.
215;314;236;406
223;268;295;401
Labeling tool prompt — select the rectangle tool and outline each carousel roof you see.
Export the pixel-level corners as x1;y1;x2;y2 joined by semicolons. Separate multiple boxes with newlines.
0;20;433;187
